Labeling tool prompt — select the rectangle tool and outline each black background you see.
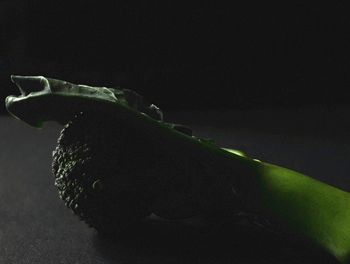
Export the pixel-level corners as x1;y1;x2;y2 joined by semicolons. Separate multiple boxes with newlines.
1;2;350;112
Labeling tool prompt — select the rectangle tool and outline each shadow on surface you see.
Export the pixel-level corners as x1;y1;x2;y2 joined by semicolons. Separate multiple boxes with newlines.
93;218;337;264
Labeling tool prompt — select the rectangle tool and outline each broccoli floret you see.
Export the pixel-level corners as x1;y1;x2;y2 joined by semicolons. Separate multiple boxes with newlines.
52;111;154;233
51;110;206;233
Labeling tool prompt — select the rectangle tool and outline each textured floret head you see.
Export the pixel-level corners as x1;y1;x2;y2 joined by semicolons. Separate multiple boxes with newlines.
52;112;156;233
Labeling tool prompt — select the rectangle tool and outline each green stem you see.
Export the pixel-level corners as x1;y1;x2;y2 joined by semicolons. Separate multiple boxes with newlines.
258;162;350;263
224;148;350;263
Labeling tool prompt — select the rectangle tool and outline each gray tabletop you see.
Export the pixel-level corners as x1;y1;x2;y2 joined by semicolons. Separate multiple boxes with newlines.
1;107;349;263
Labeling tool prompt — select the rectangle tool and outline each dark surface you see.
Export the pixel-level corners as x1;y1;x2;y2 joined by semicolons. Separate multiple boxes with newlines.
1;107;350;263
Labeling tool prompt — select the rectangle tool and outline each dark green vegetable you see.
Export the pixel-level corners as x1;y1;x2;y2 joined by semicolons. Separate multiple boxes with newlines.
6;75;350;263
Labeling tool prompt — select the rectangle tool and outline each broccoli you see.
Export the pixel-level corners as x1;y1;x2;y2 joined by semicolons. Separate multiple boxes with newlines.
6;75;350;263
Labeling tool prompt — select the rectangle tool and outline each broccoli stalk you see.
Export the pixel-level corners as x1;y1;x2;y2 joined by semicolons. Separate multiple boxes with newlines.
6;75;350;263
